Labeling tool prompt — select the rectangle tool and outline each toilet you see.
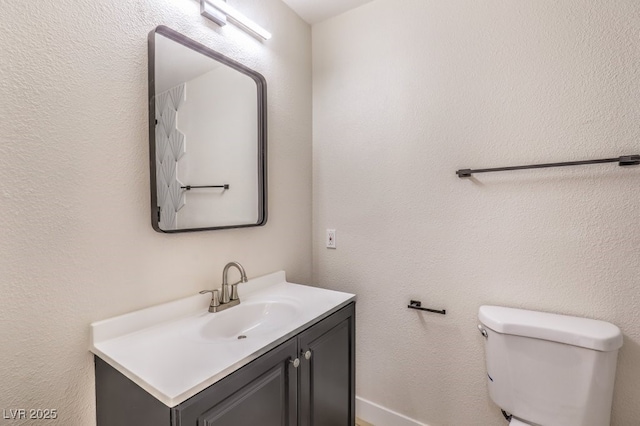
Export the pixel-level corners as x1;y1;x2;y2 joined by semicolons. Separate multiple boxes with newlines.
478;305;623;426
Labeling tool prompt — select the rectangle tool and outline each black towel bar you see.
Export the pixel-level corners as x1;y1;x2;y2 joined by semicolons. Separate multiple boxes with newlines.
456;155;640;178
181;184;230;190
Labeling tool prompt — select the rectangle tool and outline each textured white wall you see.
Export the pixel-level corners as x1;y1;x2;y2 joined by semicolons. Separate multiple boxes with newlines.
0;0;311;424
312;1;640;425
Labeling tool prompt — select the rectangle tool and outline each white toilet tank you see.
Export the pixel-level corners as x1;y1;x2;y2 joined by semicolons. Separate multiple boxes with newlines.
478;306;623;426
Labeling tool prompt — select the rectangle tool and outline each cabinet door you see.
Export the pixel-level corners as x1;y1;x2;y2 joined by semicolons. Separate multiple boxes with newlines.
298;303;355;426
173;338;298;426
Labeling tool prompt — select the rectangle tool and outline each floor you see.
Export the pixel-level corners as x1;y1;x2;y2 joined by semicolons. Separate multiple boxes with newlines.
356;418;374;426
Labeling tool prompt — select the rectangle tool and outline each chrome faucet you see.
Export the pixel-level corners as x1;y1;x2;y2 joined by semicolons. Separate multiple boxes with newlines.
222;261;248;303
200;261;248;313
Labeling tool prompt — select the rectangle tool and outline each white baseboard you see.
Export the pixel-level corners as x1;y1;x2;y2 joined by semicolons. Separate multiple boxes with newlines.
356;396;429;426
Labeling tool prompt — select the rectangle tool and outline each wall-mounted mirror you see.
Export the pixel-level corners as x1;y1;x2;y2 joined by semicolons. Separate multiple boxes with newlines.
148;26;267;232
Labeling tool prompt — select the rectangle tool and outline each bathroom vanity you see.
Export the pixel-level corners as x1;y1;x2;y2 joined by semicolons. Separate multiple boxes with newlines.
90;272;355;426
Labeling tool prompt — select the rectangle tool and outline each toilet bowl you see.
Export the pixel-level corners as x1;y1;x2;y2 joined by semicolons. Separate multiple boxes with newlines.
509;417;531;426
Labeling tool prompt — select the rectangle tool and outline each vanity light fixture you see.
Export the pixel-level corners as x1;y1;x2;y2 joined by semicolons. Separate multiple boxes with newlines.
201;0;272;40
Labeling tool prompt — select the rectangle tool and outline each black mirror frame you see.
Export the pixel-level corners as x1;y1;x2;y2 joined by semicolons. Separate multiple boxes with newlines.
148;25;267;233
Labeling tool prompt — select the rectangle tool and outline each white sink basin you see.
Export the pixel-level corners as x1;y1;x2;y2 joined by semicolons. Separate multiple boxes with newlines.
197;300;301;341
90;271;355;407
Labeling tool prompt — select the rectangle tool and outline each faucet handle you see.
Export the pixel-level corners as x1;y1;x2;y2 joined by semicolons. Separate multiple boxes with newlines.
199;289;220;307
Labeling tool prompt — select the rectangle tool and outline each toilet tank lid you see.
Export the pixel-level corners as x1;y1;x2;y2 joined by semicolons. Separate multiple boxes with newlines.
478;306;623;352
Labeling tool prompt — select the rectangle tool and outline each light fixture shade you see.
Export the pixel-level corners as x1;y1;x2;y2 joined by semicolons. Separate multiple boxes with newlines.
201;0;272;40
200;0;227;26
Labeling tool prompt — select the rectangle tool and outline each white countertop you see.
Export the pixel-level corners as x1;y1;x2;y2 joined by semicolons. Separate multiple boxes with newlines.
89;271;355;407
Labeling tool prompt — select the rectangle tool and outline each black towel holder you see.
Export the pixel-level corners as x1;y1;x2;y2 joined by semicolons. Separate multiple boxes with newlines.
181;184;230;190
407;300;446;315
456;155;640;178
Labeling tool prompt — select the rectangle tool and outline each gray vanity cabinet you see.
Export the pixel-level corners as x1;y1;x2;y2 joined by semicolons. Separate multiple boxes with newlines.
95;303;355;426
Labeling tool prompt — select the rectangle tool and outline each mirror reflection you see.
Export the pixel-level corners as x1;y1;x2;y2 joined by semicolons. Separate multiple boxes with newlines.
149;26;267;232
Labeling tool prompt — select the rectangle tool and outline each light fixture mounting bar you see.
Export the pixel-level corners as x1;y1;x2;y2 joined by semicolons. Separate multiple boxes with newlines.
201;0;272;40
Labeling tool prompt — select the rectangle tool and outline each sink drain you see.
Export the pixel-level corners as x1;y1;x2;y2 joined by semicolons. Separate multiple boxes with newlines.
237;335;247;339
